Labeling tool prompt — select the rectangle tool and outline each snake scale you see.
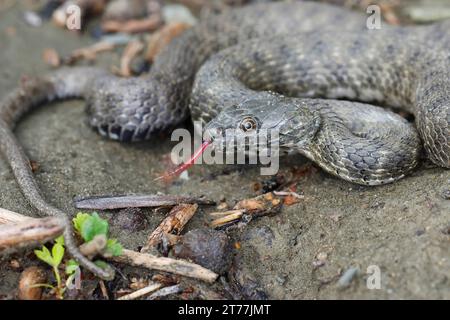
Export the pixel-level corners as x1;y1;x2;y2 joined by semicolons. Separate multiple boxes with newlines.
0;1;449;279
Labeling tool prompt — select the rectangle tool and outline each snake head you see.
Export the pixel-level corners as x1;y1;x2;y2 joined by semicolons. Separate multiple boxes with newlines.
204;96;321;153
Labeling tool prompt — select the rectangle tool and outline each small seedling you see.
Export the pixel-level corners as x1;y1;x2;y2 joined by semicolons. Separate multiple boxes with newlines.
33;236;66;299
33;212;123;299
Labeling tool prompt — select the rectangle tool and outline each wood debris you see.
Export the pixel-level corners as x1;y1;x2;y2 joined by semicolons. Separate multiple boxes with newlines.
73;194;214;210
0;208;64;255
101;15;162;33
63;41;115;64
113;39;144;77
209;191;297;228
117;281;163;300
109;248;218;283
146;22;191;63
141;203;198;252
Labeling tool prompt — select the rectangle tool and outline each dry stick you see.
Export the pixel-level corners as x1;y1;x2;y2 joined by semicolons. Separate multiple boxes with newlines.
0;207;34;224
141;203;198;253
0;215;64;254
65;41;115;64
74;194;214;210
117;281;163;300
146;22;191;63
109;249;218;283
148;284;182;300
101;15;162;33
115;40;144;77
0;209;217;283
209;210;245;228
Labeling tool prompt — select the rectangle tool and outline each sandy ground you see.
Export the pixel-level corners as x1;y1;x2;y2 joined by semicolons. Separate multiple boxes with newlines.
0;2;449;299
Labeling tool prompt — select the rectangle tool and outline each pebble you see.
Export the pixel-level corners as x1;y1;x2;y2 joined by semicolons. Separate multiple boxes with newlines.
415;228;425;236
337;267;359;289
442;189;450;200
23;11;43;27
18;267;47;300
161;4;198;26
172;228;233;274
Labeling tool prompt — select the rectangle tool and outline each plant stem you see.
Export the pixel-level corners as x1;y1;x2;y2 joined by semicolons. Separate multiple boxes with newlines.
53;266;63;299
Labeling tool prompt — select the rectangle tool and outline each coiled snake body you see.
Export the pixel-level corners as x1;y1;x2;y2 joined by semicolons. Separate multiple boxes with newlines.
0;2;449;278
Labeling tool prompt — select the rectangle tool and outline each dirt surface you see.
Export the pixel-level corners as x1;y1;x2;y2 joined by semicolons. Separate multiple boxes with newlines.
0;2;449;299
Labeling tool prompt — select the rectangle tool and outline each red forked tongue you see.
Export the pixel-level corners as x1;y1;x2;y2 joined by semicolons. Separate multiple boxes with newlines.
154;140;212;182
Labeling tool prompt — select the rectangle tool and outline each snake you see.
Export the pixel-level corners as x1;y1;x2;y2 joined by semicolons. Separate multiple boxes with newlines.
0;1;449;279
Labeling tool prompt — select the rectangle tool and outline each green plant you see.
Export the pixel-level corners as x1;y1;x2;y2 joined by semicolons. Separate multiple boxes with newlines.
72;212;123;256
33;236;66;299
33;212;123;299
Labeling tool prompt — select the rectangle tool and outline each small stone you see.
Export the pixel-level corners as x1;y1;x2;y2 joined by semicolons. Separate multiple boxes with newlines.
112;207;149;231
415;228;425;236
18;267;47;300
10;259;20;269
313;252;328;268
275;275;287;285
161;4;198;26
23;11;42;27
442;189;450;200
337;267;359;289
172;228;233;274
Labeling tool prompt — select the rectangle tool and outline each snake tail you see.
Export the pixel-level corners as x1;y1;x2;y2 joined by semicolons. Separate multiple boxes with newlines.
0;67;115;280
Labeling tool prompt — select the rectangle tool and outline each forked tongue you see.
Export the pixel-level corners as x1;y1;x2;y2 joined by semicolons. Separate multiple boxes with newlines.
154;140;212;182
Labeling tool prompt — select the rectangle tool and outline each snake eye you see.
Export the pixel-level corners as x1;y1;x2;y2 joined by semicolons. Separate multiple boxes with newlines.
239;117;258;132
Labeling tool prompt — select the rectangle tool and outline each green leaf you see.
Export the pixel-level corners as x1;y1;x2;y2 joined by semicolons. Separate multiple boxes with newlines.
105;239;123;257
73;212;91;234
52;242;65;267
94;260;110;270
54;235;65;246
34;246;55;267
80;212;109;242
65;259;80;275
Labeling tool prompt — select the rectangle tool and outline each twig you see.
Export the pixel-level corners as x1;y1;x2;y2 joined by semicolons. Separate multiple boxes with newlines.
117;281;163;300
109;249;218;283
64;41;115;64
0;207;34;224
99;280;109;300
273;191;304;199
145;22;191;63
114;40;144;77
141;203;198;252
0;215;64;254
209;210;245;228
73;194;214;210
148;284;182;300
101;15;162;33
